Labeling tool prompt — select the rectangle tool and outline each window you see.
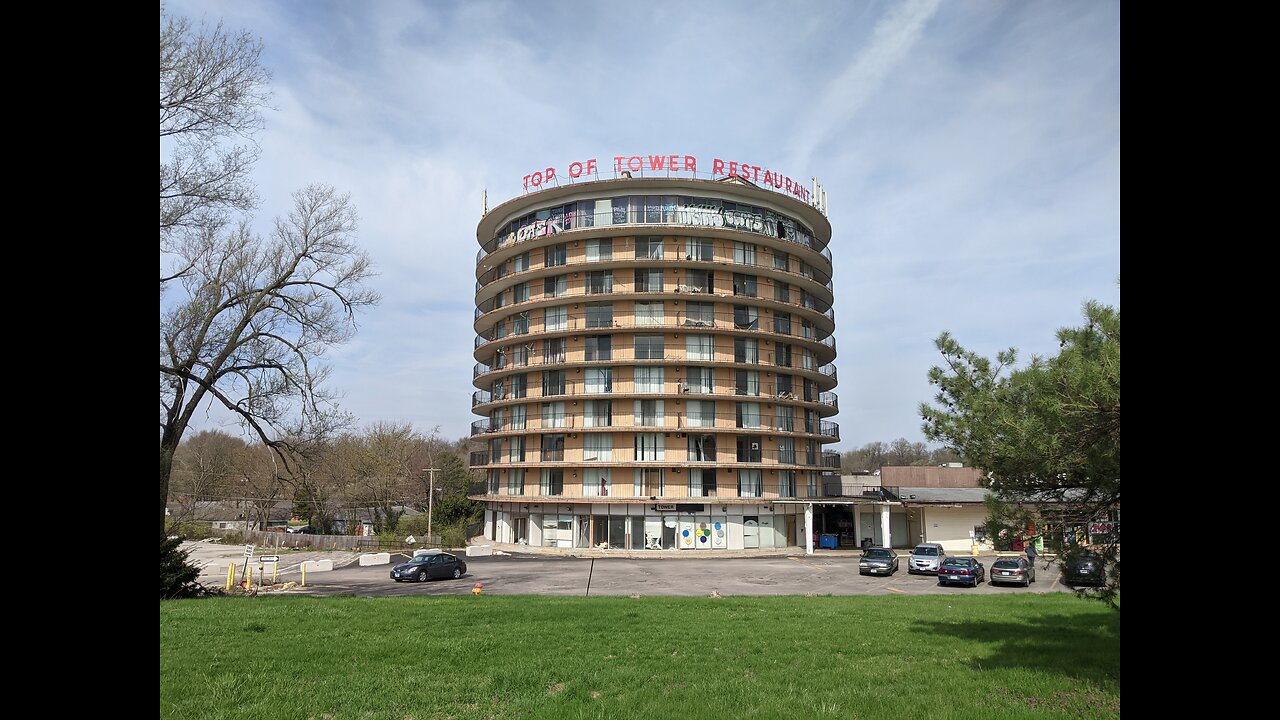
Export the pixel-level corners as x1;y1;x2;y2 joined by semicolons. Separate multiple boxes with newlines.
544;306;567;332
735;370;760;397
685;399;715;428
683;269;713;293
804;410;817;434
686;237;714;261
513;282;530;303
634;335;665;360
802;318;815;339
685;335;714;361
733;273;757;297
806;439;818;464
510;373;527;398
684;302;714;328
544;274;567;298
491;319;507;339
586;302;613;328
583;434;613;462
490;408;506;432
634;301;665;326
775;374;794;398
688;468;717;497
773;249;789;271
634;366;664;393
801;348;814;370
586;238;612;262
513;252;530;272
777;437;795;464
688;433;716;461
773;311;791;336
587;270;613;294
775;405;794;432
634;268;664;292
540;468;564;495
510;344;529;367
636;236;663;259
777;470;796;497
736;402;761;428
543;338;566;363
574;201;597;229
510;404;526;430
541;434;565;462
634;467;664;496
685;366;715;395
508;468;525;495
508;436;525;463
545;243;567;267
493;348;506;369
513;311;529;335
734;305;759;330
585;367;613;393
490;438;501;462
583;399;612;427
737;469;762;497
773;280;790;303
737;436;762;462
584;335;611;361
634;399;663;427
584;468;613;497
487;469;499;494
542;370;565;396
634;433;665;461
775;342;792;367
733;242;757;266
806;472;818;497
734;337;759;363
542;401;565;428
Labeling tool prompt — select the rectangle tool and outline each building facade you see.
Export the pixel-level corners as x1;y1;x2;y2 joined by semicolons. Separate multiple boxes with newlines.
468;169;841;550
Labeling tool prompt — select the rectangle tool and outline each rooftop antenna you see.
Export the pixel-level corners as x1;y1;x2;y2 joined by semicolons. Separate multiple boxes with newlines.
482;188;488;216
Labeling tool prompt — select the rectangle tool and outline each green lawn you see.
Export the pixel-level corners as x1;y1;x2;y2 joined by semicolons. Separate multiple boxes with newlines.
160;594;1119;720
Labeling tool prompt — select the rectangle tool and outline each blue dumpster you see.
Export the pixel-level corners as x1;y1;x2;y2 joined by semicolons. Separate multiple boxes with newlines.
820;534;839;549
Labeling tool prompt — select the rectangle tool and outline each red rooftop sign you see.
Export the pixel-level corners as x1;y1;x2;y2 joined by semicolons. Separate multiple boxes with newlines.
522;154;815;205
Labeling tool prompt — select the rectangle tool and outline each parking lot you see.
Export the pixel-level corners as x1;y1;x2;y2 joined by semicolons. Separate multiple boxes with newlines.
277;551;1072;598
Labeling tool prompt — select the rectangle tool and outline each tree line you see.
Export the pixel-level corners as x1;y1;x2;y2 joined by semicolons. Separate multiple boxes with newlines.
837;439;961;473
166;423;481;536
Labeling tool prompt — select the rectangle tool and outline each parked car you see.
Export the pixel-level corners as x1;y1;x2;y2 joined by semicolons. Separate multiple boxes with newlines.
907;543;946;574
937;557;985;587
858;547;900;576
1063;552;1106;587
390;552;468;582
286;525;316;534
989;556;1036;587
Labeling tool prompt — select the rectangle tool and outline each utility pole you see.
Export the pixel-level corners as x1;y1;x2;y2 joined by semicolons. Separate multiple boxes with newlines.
422;468;440;545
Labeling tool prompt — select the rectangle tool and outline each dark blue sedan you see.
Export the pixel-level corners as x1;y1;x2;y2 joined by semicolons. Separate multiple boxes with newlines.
937;557;985;587
390;551;468;582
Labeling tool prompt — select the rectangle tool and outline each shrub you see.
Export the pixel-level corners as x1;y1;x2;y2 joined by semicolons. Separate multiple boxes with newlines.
160;536;207;599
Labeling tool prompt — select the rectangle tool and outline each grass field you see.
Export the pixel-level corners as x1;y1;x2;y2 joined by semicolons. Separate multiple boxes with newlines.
160;593;1119;720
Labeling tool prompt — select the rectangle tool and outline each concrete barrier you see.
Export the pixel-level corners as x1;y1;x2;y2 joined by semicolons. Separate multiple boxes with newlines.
301;559;333;572
359;553;391;566
466;545;493;557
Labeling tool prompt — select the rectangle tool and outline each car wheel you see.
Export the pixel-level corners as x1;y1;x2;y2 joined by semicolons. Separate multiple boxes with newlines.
452;567;463;579
417;569;428;582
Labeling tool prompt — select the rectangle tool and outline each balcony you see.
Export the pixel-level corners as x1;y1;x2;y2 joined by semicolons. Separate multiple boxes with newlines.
820;480;901;500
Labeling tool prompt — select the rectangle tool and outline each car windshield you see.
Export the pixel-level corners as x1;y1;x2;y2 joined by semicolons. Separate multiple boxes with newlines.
914;547;940;556
864;549;892;559
943;559;970;568
992;560;1020;569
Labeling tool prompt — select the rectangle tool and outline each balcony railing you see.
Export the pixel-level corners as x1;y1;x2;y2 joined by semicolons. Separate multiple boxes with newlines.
474;310;837;349
468;446;837;469
470;409;838;437
820;481;901;500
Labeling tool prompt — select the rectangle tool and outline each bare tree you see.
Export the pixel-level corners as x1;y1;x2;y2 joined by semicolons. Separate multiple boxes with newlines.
159;185;380;537
160;6;270;265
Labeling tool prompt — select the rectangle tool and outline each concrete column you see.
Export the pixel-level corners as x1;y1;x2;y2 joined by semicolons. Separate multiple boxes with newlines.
805;504;814;555
853;504;861;544
880;503;891;548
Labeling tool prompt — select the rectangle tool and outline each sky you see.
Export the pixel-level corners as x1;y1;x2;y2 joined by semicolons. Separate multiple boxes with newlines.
164;0;1120;450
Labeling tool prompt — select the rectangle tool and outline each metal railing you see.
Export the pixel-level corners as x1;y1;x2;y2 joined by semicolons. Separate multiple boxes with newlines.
470;383;838;410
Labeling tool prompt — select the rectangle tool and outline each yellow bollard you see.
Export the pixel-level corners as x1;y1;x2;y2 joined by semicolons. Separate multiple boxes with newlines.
244;566;253;590
226;563;236;592
271;562;278;584
301;563;306;587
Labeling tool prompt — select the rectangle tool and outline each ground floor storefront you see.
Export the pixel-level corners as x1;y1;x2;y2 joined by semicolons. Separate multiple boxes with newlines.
480;500;905;553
